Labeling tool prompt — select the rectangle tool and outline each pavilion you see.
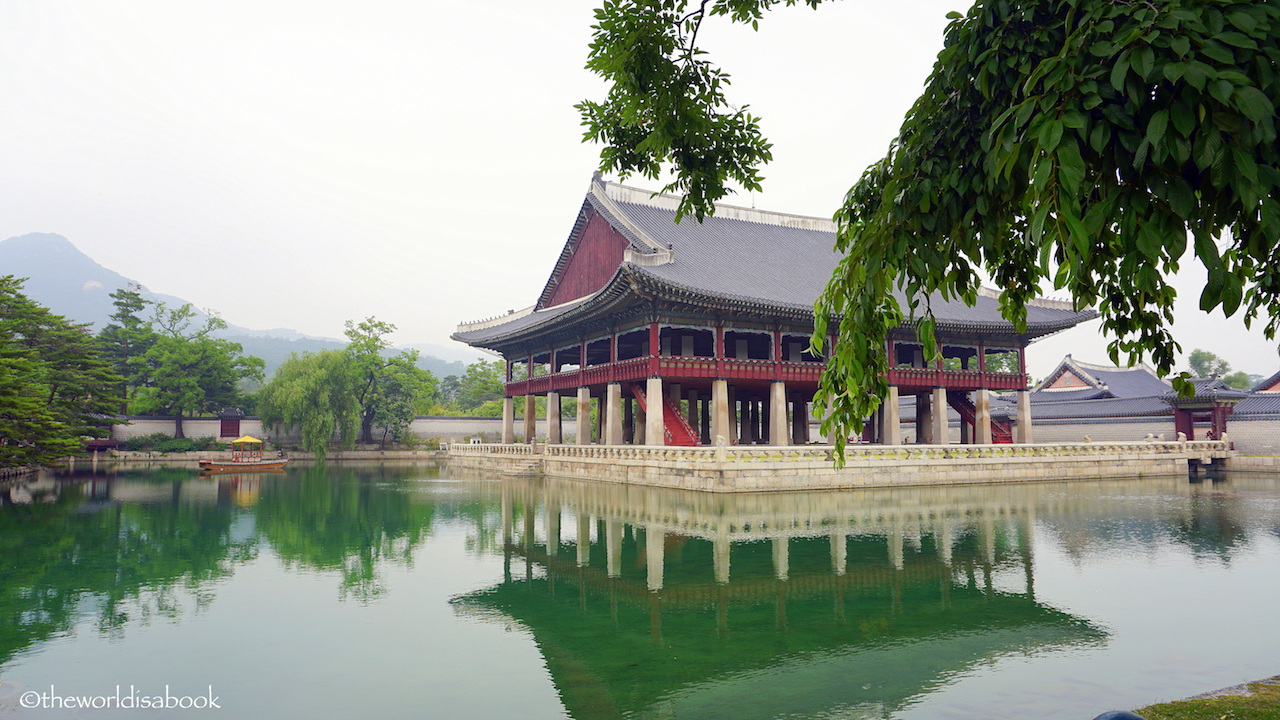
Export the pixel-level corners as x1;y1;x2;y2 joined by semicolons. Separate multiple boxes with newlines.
453;175;1097;447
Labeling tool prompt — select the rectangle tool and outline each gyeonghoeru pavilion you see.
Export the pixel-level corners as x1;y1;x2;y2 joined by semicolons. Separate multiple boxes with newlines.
450;176;1229;490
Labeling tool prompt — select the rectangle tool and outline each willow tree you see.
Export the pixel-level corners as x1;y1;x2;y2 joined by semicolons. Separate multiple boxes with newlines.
580;0;1280;458
257;350;359;459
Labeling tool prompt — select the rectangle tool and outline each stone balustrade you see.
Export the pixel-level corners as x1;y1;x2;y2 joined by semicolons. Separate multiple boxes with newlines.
448;439;1230;492
452;439;1228;463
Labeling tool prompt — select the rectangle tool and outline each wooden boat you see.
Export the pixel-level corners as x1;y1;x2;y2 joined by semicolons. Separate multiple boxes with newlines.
198;435;289;473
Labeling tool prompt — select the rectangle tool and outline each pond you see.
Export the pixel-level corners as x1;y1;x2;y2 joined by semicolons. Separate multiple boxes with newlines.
1;464;1278;719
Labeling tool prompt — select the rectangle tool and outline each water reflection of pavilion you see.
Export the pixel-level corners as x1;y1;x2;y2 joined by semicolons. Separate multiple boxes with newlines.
453;478;1108;720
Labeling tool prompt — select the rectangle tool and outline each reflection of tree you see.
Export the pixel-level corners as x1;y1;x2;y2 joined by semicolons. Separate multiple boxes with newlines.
254;465;438;602
0;481;252;665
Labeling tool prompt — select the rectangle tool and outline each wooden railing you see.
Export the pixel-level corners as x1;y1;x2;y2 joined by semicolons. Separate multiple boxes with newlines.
887;367;1027;391
505;355;827;396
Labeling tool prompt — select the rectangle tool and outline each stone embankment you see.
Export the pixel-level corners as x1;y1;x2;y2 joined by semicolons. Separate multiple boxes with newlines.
448;440;1232;492
74;449;447;465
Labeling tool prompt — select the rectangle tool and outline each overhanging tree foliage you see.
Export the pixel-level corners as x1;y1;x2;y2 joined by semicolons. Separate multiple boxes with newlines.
581;0;1279;459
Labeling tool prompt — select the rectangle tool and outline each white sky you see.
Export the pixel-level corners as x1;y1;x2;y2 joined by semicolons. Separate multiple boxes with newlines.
1;1;1276;379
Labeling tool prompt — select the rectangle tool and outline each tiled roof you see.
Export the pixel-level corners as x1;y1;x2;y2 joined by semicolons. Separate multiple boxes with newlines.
1235;393;1280;416
1032;356;1170;398
1029;387;1110;403
1162;376;1249;402
615;194;1095;333
1084;366;1172;398
456;178;1097;347
1030;396;1172;420
1249;369;1280;393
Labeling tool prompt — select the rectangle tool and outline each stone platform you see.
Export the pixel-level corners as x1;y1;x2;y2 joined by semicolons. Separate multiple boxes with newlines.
447;440;1231;492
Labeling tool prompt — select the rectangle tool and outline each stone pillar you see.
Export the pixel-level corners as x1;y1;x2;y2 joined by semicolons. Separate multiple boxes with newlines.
546;500;560;556
931;387;949;445
712;379;730;445
668;382;682;417
547;391;562;444
595;391;605;443
883;386;902;445
501;397;515;444
576;387;591;444
746;398;760;444
686;389;699;429
700;395;712;444
523;394;536;444
791;393;808;444
635;400;646;444
500;484;513;544
757;394;768;440
576;514;591;566
888;516;904;570
772;536;790;580
623;397;634;443
646;525;665;592
938;514;953;566
770;381;789;446
606;519;622;577
975;388;993;444
713;533;731;584
916;393;932;444
605;383;623;445
1016;388;1033;443
830;530;847;575
646;376;665;446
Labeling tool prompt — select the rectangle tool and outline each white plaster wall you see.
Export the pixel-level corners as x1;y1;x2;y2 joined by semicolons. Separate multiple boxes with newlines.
1221;419;1280;455
111;418;266;440
109;416;572;445
1021;420;1175;444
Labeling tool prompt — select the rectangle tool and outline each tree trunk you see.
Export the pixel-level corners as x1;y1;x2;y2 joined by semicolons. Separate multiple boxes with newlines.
360;413;374;444
174;412;186;439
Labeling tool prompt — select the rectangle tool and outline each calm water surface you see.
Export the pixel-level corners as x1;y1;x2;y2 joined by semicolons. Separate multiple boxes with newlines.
1;464;1278;719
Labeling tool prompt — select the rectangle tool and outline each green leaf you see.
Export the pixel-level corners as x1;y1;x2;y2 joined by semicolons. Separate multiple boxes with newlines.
1235;85;1274;123
1109;53;1131;91
1039;119;1064;151
1146;109;1169;147
1057;140;1086;195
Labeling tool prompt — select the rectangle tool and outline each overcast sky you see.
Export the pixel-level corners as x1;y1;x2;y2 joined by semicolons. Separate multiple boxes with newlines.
2;1;1276;378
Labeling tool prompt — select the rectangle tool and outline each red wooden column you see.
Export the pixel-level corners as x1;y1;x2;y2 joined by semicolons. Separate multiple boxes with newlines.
648;321;661;376
715;325;726;376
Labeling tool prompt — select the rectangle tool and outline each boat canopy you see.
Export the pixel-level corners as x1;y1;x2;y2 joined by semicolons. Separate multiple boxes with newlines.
232;436;262;445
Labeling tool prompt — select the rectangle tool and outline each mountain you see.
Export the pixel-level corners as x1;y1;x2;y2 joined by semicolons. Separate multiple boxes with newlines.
0;232;196;331
0;232;474;379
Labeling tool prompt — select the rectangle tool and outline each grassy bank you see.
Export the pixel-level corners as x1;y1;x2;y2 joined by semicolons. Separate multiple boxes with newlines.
1138;679;1280;719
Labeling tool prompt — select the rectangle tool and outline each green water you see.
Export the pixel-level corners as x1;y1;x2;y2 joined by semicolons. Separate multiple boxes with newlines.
1;465;1278;719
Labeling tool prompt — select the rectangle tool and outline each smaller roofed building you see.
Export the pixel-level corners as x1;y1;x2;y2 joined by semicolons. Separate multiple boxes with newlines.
453;176;1098;447
1004;355;1264;444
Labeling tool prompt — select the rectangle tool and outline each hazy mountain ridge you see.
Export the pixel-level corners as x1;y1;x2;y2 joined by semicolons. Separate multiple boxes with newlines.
0;232;474;378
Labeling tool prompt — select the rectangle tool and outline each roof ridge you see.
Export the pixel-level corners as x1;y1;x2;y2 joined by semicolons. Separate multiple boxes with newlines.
1070;358;1158;374
601;179;838;233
